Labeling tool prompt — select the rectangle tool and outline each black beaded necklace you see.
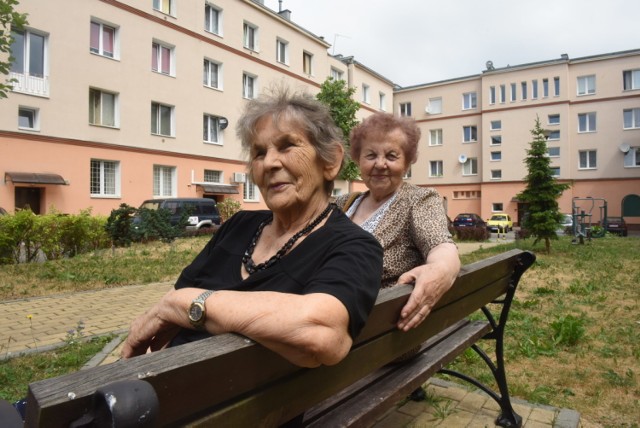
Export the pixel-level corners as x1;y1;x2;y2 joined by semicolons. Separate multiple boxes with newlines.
242;203;335;275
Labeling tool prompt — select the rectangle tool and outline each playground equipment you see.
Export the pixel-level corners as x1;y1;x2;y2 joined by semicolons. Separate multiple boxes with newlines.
571;197;608;243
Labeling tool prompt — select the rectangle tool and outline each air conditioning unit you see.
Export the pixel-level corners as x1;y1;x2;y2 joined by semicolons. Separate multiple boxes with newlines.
232;172;247;183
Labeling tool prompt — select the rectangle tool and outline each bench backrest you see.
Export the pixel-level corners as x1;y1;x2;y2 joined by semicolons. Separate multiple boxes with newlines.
25;249;535;427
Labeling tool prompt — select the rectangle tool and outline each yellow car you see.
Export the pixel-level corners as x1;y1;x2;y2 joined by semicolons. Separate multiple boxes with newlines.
486;213;513;233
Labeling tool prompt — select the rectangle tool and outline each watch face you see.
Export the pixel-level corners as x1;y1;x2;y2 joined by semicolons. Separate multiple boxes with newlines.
189;303;204;322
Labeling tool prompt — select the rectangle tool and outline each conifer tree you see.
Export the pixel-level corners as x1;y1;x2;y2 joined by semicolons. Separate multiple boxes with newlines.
516;117;571;252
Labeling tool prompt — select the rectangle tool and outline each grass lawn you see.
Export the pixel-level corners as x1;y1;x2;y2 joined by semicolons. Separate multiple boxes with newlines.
0;233;638;426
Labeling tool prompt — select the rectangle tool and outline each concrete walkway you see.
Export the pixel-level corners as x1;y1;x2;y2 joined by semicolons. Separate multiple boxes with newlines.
0;238;581;427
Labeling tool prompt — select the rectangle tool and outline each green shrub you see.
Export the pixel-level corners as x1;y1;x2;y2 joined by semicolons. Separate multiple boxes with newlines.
105;204;136;247
550;314;585;347
217;198;242;223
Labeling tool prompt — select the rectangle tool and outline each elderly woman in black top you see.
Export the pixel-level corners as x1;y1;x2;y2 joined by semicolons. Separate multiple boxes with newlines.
122;89;383;368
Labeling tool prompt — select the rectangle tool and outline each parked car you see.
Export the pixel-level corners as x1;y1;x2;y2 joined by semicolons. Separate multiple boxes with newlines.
486;213;513;233
134;198;221;230
557;213;573;235
453;213;486;228
603;216;628;236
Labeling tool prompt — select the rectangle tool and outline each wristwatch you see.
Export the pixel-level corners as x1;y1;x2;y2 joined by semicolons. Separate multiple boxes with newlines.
187;290;216;330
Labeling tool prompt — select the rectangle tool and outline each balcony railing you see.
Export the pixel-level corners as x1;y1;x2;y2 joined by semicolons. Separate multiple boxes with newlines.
9;72;50;97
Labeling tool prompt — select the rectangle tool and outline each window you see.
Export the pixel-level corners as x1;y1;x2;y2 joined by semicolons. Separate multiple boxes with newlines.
548;114;560;125
90;159;119;197
429;129;443;146
243;175;259;201
548;147;560;157
624;147;640;167
399;102;412;117
89;88;117;127
577;75;596;95
489;86;496;104
151;102;173;136
532;79;538;99
203;58;222;89
362;84;370;104
521;81;527;100
330;67;343;81
462;158;478;175
499;84;506;103
90;20;116;58
276;38;288;64
510;83;516;101
242;73;257;99
548;130;560;140
152;41;173;75
554;77;560;96
462;92;477;110
203;114;222;144
491;170;502;180
550;167;560;177
153;165;176;197
10;29;48;96
490;120;501;131
153;0;174;15
578;112;596;133
492;203;504;212
204;3;222;35
379;92;386;111
490;151;501;161
204;169;222;183
491;135;502;145
542;78;549;97
427;97;442;114
243;22;258;51
463;125;477;143
18;107;38;130
429;160;443;177
623;69;640;90
303;51;313;75
579;150;597;169
624;108;640;129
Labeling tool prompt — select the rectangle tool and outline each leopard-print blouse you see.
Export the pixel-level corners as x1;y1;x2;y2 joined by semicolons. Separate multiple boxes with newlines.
336;182;454;288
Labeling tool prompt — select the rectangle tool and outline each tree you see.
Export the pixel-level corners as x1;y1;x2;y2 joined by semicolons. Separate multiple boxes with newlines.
316;77;361;181
0;0;28;99
516;117;571;252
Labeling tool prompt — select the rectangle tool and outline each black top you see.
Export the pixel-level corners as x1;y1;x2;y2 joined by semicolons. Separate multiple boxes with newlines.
171;209;383;346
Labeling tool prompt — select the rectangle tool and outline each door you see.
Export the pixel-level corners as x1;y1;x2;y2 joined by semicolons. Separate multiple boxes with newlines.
15;187;42;214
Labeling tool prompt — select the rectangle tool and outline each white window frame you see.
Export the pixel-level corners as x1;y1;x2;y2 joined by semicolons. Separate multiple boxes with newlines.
90;159;120;198
623;69;640;91
548;147;560;157
89;88;118;128
554;77;560;96
491;170;502;180
490;151;502;161
521;81;528;100
623;108;640;129
90;19;118;59
490;120;501;131
624;147;640;167
462;92;477;110
204;169;223;183
463;125;477;143
499;84;506;103
203;114;223;145
542;78;549;98
510;83;516;102
399;102;412;117
579;150;597;170
548;130;560;140
550;167;560;177
577;75;596;96
429;129;443;146
243;22;258;51
243;175;259;202
578;112;596;133
362;84;370;104
330;67;344;81
242;72;257;99
429;160;443;177
276;38;289;65
462;158;478;176
548;114;560;125
203;58;222;89
427;97;442;114
379;92;386;111
18;106;39;131
204;3;222;36
492;203;504;212
9;28;49;96
491;135;502;146
151;40;174;76
153;165;176;197
489;86;496;105
151;101;174;137
153;0;175;15
532;79;538;99
303;51;313;75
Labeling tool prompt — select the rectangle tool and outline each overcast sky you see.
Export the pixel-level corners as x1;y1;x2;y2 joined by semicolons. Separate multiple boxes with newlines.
264;0;640;88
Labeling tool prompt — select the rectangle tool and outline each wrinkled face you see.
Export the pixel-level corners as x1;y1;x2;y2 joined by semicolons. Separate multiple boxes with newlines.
357;128;410;197
249;116;331;214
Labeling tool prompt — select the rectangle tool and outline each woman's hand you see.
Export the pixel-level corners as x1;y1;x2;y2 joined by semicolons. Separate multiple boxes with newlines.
396;243;460;331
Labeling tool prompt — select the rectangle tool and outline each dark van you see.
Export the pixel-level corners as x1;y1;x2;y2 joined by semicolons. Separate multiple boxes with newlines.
136;198;221;230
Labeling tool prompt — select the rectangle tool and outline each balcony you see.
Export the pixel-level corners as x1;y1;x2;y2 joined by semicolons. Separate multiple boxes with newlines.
9;72;49;97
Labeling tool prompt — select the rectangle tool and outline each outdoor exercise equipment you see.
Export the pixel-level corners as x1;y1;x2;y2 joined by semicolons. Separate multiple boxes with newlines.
571;197;608;244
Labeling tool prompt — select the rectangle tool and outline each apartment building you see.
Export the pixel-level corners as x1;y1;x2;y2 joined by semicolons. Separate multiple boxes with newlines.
0;0;394;215
394;50;640;226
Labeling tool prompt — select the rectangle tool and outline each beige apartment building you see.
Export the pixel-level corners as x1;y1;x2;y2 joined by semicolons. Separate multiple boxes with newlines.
395;50;640;227
0;0;393;216
1;0;638;229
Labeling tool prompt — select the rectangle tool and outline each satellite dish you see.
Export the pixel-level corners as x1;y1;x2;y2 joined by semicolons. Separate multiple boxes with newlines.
619;143;630;154
458;154;468;164
219;117;229;130
486;60;494;70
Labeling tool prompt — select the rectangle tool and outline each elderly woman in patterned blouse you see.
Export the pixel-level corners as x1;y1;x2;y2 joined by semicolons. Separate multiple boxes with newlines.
335;112;460;333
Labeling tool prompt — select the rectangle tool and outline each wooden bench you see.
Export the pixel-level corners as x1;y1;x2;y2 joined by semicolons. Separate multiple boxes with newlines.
15;248;534;427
